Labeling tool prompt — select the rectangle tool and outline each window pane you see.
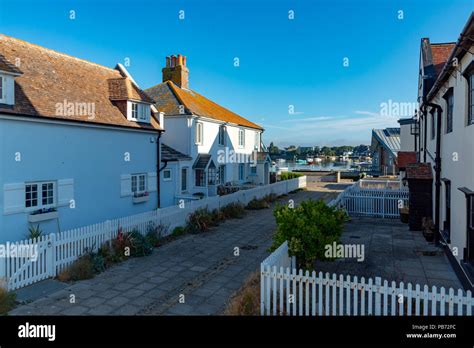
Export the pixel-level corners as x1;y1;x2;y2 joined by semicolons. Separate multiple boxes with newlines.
470;196;474;229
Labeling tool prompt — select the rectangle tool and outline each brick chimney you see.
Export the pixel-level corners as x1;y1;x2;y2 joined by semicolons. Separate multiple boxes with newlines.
162;54;189;89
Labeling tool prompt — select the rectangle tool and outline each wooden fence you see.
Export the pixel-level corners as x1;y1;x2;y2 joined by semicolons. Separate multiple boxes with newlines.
260;243;473;316
1;176;306;291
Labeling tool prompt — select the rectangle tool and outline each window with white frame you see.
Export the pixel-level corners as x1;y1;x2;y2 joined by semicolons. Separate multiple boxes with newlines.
195;122;203;145
444;89;453;133
139;104;148;121
163;169;172;181
25;181;56;209
238;129;245;147
430;110;436;140
218;125;226;146
131;102;138;120
131;173;147;195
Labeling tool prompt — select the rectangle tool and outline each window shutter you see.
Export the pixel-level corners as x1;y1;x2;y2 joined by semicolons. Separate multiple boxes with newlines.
120;174;132;197
3;183;25;215
58;179;74;206
148;172;157;192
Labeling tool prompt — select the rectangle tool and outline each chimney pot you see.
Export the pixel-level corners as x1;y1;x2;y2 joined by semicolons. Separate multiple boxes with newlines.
182;56;187;66
166;56;170;68
177;54;183;66
171;55;177;68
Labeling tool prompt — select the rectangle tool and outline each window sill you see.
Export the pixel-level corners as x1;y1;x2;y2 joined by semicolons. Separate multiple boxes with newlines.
133;195;149;204
28;211;58;223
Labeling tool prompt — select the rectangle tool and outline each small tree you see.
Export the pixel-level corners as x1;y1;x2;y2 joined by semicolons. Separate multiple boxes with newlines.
271;199;347;270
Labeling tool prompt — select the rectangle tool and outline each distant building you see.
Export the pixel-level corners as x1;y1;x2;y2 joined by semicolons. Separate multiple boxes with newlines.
370;128;400;175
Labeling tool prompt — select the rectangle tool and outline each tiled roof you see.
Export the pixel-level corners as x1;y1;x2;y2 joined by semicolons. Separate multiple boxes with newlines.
0;53;22;74
406;163;433;180
372;128;401;157
145;80;263;130
161;143;192;162
430;43;456;77
0;35;160;131
397;151;417;169
108;77;154;103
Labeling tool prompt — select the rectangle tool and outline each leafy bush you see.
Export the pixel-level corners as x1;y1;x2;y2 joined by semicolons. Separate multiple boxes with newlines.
279;172;303;181
90;251;106;273
57;254;95;282
127;230;153;257
220;203;246;219
186;208;214;233
27;225;42;240
145;223;169;247
271;199;346;270
246;197;270;210
0;287;16;315
172;226;187;237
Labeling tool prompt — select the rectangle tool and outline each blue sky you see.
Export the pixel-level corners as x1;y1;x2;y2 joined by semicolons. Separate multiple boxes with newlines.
1;0;472;147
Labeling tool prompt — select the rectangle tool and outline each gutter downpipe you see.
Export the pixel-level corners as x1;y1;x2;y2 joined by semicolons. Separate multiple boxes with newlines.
425;100;443;246
156;131;162;209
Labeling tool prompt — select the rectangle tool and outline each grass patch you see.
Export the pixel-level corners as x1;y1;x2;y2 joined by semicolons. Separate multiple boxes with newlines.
0;287;16;315
57;254;95;282
224;271;260;315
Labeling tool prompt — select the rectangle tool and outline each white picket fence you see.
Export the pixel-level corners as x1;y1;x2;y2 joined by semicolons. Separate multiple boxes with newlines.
1;176;306;291
260;243;474;316
338;184;409;219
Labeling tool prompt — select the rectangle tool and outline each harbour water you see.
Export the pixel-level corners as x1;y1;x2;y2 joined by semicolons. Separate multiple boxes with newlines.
275;159;358;172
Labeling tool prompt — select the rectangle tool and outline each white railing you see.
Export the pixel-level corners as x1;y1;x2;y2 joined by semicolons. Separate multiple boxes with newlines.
1;176;306;291
357;179;406;191
260;264;473;316
341;185;409;218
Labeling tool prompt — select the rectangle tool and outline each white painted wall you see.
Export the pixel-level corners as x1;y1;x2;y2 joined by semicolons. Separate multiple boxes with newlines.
0;115;159;243
422;50;474;274
400;123;415;151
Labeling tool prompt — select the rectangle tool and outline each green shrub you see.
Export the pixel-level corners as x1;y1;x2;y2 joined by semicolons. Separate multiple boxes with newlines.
271;199;346;270
221;203;246;219
246;198;270;210
279;172;303;181
0;288;16;315
27;225;42;240
172;226;187;237
186;208;214;233
90;252;106;273
127;230;153;257
145;223;169;247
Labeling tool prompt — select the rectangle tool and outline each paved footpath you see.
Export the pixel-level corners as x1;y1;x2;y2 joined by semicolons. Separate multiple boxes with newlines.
10;184;340;316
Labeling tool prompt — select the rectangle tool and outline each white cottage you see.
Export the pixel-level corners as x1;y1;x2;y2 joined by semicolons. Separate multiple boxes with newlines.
0;35;162;243
414;13;474;290
146;55;270;206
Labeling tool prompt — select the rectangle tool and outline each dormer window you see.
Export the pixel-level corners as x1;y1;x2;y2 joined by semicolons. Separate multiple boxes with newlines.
0;73;17;105
131;102;138;119
127;101;150;123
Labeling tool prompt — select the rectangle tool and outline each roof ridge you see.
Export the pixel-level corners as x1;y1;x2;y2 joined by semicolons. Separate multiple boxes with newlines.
0;34;119;73
430;42;456;46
